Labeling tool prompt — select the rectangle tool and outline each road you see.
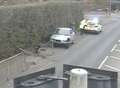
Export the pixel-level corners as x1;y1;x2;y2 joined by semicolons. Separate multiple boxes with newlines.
54;14;120;70
52;13;120;88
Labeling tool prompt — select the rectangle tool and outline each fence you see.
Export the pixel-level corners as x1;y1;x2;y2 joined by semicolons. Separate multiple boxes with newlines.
0;52;29;86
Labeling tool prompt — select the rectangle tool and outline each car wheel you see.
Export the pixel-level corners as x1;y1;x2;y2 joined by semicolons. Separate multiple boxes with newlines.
52;43;57;47
98;30;102;33
71;41;74;44
99;28;102;32
65;44;70;49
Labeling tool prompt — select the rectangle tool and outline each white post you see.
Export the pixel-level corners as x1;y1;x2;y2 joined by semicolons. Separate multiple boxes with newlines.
70;68;88;88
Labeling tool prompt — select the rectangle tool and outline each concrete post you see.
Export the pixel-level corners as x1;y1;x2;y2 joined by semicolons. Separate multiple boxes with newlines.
69;68;88;88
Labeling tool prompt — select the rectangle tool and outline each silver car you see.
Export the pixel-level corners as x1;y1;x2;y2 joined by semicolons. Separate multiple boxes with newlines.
50;27;75;48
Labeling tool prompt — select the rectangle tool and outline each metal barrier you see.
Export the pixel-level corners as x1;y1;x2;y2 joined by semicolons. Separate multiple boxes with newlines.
14;68;55;88
0;52;29;86
64;64;117;88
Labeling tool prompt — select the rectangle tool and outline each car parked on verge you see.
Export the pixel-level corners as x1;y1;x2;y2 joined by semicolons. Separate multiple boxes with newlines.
50;27;75;48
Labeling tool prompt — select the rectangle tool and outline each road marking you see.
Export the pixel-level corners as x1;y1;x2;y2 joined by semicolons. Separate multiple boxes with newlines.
110;56;120;61
111;44;117;52
98;56;109;69
104;65;120;72
118;40;120;42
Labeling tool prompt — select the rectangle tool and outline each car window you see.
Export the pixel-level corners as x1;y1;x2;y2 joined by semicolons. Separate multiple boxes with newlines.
58;29;71;35
88;22;94;25
70;30;73;34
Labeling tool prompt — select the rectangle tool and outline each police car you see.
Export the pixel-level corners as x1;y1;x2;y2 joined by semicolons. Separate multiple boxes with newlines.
79;18;103;33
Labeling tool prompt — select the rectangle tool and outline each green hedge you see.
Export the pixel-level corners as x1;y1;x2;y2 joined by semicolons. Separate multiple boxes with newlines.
0;2;83;60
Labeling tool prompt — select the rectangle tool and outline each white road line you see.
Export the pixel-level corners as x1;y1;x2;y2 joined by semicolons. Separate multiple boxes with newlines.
118;40;120;42
110;44;117;52
105;65;120;72
110;56;120;61
98;56;109;69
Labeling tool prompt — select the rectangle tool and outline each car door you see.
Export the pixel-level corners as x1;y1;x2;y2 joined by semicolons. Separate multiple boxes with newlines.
70;29;75;41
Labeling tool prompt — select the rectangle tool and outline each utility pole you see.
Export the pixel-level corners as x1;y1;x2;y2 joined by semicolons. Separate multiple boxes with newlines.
107;0;111;16
109;0;111;16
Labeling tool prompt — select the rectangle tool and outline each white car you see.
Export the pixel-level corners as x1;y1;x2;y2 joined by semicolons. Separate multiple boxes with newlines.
50;27;75;48
84;21;102;33
80;19;102;33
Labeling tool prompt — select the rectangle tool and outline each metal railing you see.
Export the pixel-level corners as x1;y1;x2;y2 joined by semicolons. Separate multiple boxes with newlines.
0;52;29;85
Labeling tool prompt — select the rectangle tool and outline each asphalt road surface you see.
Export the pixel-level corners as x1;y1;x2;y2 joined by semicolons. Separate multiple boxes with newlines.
53;13;120;88
55;14;120;73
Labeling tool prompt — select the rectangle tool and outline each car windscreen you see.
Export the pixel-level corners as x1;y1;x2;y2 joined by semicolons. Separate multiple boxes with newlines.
87;22;98;26
56;29;71;35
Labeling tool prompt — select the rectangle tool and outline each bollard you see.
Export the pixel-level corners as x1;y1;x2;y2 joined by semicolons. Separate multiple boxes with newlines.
69;68;88;88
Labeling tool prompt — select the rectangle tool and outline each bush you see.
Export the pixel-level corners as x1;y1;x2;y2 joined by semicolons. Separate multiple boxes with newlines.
0;2;83;60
